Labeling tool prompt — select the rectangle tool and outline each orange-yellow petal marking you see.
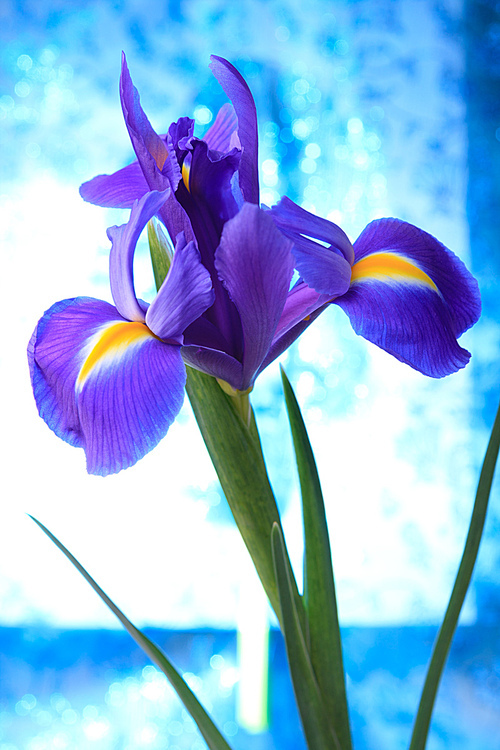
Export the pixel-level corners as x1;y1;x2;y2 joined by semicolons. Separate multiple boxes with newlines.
77;321;154;388
350;252;438;291
182;160;191;192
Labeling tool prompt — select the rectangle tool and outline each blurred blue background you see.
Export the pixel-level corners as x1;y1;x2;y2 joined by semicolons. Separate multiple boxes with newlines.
2;0;500;748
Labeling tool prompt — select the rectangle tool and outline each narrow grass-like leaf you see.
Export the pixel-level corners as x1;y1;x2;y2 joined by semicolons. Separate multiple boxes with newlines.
281;368;352;750
30;515;233;750
186;365;305;632
409;397;500;750
271;523;341;750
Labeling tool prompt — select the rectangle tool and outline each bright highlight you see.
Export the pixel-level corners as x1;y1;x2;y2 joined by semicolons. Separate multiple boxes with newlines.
182;161;191;192
350;252;438;291
77;321;153;387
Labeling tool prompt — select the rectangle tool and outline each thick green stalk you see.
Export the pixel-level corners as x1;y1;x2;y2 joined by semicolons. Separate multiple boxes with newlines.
185;366;303;629
409;398;500;750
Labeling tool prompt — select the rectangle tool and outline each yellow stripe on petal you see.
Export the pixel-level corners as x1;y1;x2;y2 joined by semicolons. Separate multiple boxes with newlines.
350;252;438;291
77;321;155;389
182;161;191;192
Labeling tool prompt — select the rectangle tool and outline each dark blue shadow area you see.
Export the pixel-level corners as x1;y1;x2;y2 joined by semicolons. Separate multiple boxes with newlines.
1;625;500;749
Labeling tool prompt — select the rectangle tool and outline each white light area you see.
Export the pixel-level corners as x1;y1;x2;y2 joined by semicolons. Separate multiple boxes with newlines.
1;176;249;629
300;157;317;174
262;173;278;187
261;158;278;175
347;117;364;135
291;313;478;626
82;717;110;741
305;142;321;159
326;208;344;225
193;105;212;125
291;118;310;140
236;562;269;733
260;188;280;206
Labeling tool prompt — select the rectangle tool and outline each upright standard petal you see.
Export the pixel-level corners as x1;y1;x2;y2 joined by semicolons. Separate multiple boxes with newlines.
107;190;171;323
209;56;259;204
203;102;240;154
120;54;180;193
335;219;481;377
29;297;186;475
215;203;295;389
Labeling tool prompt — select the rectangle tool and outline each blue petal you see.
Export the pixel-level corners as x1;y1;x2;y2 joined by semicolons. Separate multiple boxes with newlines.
29;297;186;475
215;203;295;389
209;56;259;204
336;219;481;377
107;190;171;322
268;197;354;296
120;54;179;192
203;103;239;153
146;232;214;341
79;160;149;208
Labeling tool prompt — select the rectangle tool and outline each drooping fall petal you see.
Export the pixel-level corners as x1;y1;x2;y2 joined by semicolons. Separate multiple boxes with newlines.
29;297;187;476
335;218;481;377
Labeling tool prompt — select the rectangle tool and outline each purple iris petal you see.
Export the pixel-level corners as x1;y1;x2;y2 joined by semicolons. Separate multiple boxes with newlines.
79;160;149;208
290;240;352;297
146;232;214;342
203;103;240;153
167;117;195;160
336;282;472;377
181;345;243;387
274;283;330;340
353;218;481;337
120;54;180;193
185;139;241;233
209;56;259;205
107;190;170;322
269;196;355;264
215;203;295;390
29;297;187;475
268;197;354;295
176;139;243;352
335;219;481;377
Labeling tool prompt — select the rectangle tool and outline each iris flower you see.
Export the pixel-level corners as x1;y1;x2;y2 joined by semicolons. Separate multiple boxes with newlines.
29;55;481;475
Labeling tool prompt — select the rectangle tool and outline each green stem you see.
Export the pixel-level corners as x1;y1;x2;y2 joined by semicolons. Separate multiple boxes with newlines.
185;366;305;632
409;398;500;750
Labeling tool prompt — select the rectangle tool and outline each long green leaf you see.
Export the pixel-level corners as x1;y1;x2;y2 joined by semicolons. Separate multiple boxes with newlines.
271;523;341;750
281;368;352;750
30;515;233;750
408;396;500;750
